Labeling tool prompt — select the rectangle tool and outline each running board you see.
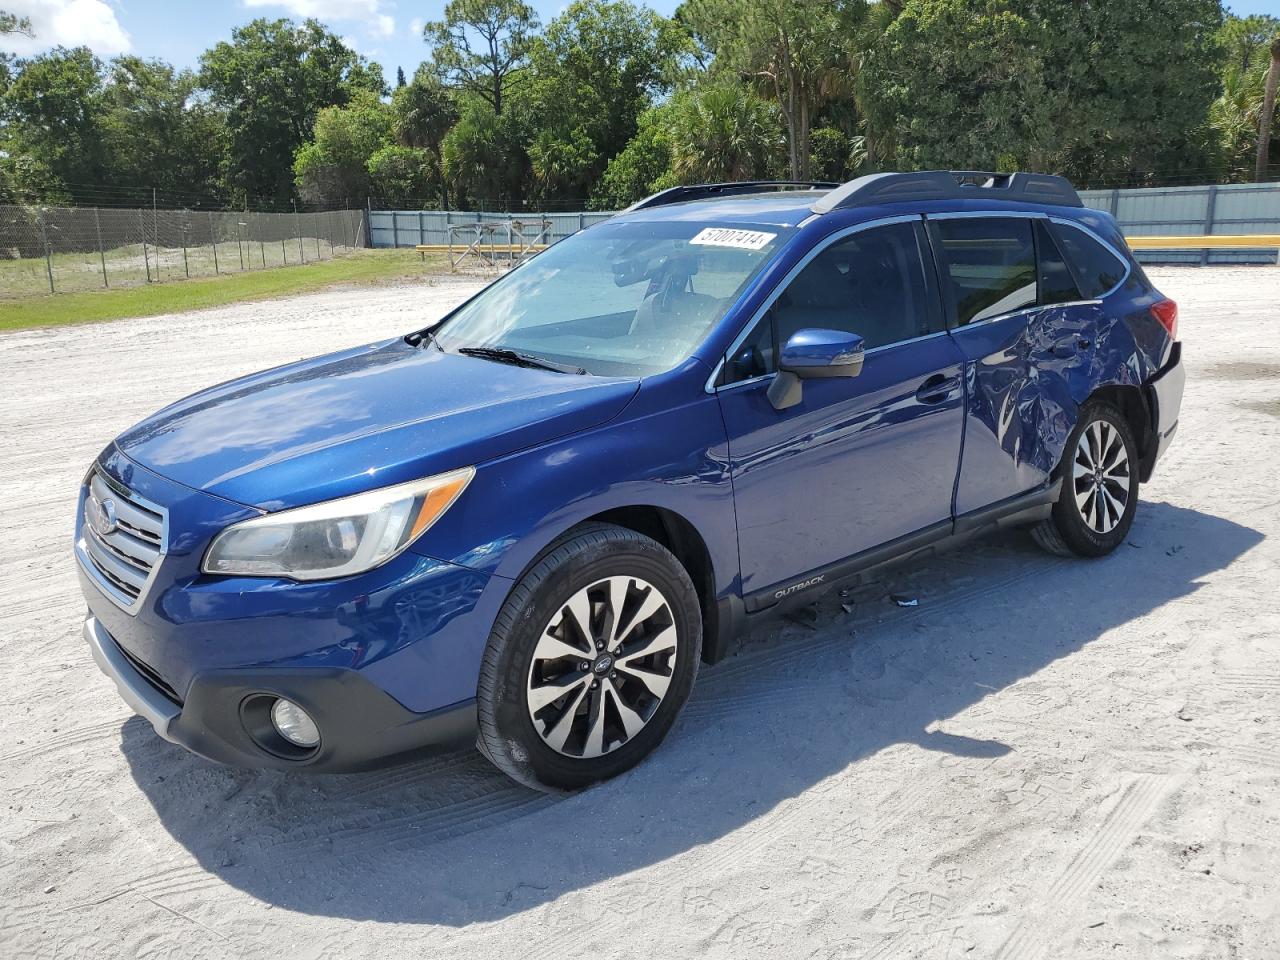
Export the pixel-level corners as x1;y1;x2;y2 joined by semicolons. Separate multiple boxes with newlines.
742;481;1060;614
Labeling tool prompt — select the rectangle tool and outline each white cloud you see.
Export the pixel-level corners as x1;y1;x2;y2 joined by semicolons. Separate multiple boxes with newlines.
240;0;397;47
3;0;132;56
409;17;424;37
242;0;386;18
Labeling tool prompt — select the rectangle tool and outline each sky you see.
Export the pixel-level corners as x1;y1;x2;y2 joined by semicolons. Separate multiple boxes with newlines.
3;0;681;79
5;0;1279;80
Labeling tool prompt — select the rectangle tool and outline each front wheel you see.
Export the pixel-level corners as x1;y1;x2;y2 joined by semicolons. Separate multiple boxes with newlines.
476;522;701;791
1032;401;1140;557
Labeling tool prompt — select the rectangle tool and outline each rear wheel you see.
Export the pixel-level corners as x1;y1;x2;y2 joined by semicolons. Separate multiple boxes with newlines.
1032;401;1139;557
476;523;701;791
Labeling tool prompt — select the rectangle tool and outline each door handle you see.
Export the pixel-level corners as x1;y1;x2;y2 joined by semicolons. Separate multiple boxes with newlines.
916;374;961;404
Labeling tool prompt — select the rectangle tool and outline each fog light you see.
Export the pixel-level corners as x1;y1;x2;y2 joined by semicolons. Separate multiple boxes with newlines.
270;698;320;748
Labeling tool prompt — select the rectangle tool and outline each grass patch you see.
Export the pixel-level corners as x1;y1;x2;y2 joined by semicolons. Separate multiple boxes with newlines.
0;249;447;332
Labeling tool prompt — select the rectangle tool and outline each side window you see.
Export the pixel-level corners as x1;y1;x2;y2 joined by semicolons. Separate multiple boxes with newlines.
775;221;940;349
1035;220;1082;305
721;222;940;385
933;218;1037;325
1050;222;1127;299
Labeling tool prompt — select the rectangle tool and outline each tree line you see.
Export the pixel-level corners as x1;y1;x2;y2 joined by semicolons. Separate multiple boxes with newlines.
1;0;1278;214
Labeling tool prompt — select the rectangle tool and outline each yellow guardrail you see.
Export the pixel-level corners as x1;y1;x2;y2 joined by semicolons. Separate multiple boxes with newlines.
1126;234;1280;250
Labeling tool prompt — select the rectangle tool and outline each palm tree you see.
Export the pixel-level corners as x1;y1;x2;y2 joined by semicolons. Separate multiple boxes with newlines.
1257;34;1280;182
1212;65;1265;181
667;84;783;183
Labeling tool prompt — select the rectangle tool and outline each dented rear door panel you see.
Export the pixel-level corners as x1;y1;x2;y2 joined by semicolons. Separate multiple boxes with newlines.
949;303;1103;514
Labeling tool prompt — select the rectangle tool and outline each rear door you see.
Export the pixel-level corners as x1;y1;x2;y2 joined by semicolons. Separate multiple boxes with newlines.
930;214;1098;514
714;218;966;606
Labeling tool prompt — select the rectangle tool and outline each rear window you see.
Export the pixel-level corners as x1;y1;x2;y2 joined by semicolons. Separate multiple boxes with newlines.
933;218;1037;325
1050;222;1127;299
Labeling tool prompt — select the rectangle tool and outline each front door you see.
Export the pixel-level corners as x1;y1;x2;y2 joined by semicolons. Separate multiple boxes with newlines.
714;218;966;606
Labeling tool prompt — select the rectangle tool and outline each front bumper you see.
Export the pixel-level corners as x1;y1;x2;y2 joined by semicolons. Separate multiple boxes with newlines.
85;614;476;772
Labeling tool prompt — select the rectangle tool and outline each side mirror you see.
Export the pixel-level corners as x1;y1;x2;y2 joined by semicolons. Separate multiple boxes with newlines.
767;328;865;410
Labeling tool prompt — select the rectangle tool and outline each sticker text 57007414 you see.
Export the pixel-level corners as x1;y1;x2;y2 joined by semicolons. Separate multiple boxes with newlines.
689;228;777;251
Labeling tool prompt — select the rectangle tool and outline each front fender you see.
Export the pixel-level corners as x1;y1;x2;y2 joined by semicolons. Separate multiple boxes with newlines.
407;387;738;600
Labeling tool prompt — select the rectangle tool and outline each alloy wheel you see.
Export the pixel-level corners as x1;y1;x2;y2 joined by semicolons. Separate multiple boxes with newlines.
526;576;678;758
1072;419;1130;535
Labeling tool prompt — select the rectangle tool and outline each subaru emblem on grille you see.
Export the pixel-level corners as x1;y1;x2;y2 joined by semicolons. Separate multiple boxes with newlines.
86;495;118;538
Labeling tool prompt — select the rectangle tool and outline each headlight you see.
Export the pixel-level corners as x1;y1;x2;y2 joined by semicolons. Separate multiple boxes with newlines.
202;467;474;580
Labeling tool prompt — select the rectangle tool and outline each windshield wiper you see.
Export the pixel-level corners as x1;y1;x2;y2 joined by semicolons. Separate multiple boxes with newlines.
457;346;586;375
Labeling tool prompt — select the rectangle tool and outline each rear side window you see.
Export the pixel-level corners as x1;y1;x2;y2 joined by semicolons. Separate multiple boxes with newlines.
1050;222;1127;299
933;218;1037;325
1035;220;1082;305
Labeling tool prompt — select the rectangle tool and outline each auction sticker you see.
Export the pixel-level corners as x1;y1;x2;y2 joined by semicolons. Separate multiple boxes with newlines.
689;228;777;250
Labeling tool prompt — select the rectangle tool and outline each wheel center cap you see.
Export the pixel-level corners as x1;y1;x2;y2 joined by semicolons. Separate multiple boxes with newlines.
592;654;614;676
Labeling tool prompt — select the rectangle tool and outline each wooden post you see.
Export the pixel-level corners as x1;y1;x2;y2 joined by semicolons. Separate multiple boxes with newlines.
38;209;55;294
139;209;151;282
209;213;220;275
294;203;305;262
94;207;108;288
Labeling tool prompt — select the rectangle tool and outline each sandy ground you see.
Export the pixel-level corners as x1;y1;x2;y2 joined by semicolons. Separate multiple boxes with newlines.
1;267;1278;960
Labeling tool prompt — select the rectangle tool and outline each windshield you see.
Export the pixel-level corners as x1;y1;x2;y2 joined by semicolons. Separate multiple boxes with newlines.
433;219;792;377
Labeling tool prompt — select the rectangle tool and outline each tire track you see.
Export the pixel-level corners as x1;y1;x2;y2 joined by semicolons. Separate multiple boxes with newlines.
0;717;128;765
321;749;481;801
524;775;935;960
74;863;210;909
269;780;552;857
994;773;1173;960
1222;744;1280;771
1216;671;1280;694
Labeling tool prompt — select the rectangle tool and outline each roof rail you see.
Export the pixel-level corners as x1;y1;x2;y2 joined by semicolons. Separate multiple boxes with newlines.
624;181;839;213
810;170;1083;213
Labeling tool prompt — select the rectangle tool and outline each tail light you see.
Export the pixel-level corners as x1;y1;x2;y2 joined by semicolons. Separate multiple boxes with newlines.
1150;298;1178;340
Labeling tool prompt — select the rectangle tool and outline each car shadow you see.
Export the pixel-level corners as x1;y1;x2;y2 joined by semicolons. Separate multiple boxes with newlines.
119;500;1261;926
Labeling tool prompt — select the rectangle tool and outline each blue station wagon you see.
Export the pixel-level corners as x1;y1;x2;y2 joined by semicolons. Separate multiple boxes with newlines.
77;171;1185;790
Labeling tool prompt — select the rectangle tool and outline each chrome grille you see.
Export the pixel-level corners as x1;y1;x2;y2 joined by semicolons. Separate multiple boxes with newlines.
80;471;167;610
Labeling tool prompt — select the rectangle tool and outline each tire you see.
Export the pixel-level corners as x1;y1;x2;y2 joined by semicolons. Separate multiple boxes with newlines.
476;522;702;791
1032;400;1140;558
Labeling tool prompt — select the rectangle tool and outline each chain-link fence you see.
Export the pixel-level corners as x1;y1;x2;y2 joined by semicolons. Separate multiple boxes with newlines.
0;205;368;299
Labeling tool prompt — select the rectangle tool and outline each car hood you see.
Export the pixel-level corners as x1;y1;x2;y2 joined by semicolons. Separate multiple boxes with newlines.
115;338;640;510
